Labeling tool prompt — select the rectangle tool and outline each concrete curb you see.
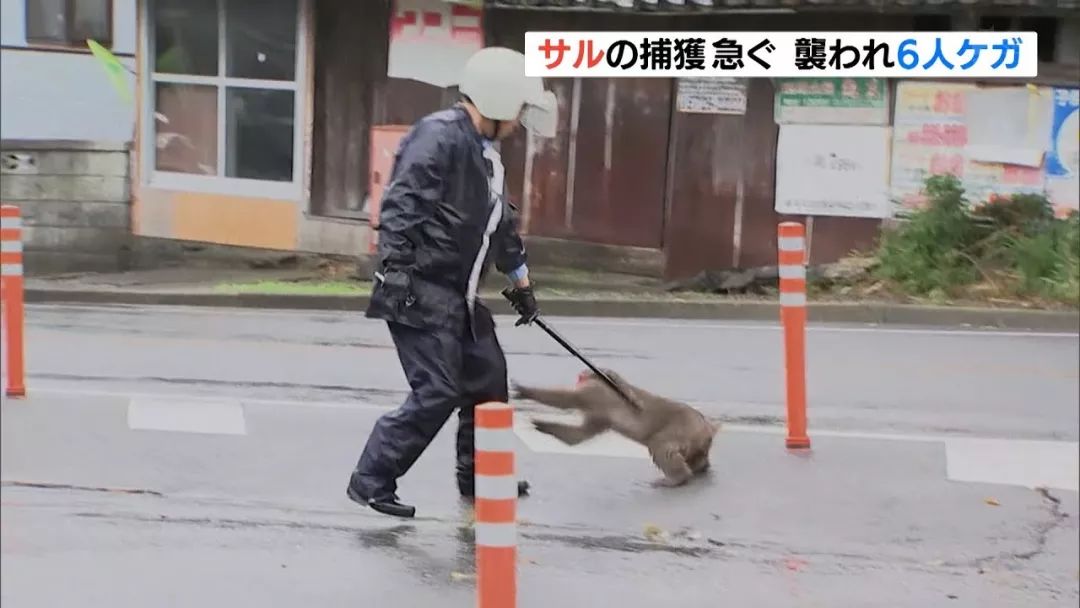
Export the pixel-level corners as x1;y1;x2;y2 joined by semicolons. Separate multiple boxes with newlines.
24;288;1080;331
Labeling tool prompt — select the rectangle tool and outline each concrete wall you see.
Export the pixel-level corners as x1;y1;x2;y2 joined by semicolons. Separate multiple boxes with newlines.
0;0;137;142
1;141;132;275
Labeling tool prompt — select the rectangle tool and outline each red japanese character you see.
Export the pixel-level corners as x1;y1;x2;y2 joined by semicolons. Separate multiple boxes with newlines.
573;39;604;68
391;9;444;39
943;125;967;147
390;10;417;39
539;38;571;69
449;5;482;44
930;153;963;176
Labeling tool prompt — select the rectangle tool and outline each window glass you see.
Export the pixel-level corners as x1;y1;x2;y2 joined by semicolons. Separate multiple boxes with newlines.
225;0;298;80
154;0;219;76
225;88;295;181
154;83;219;175
71;0;111;43
26;0;69;43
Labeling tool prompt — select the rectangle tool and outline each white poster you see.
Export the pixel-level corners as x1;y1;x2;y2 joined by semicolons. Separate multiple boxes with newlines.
775;124;892;218
676;78;747;114
387;0;483;88
964;87;1053;167
889;81;1047;212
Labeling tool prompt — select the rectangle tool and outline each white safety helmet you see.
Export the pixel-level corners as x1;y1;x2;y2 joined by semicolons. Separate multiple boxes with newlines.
458;47;558;138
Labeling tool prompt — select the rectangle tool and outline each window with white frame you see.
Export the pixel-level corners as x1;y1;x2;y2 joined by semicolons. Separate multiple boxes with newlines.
26;0;112;47
146;0;304;192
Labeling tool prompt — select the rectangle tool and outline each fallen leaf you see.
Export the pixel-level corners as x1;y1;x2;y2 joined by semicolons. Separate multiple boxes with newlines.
450;572;475;582
643;524;668;543
984;498;1001;507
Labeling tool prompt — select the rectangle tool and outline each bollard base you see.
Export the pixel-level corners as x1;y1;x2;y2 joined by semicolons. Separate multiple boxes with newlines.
785;436;811;450
5;388;26;398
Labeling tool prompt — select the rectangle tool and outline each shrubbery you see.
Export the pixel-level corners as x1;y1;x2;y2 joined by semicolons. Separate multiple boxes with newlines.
875;175;1079;306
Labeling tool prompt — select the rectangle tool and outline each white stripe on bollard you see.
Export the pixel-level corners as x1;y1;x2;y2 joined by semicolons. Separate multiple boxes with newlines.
475;474;521;500
475;427;518;452
475;522;517;548
777;236;804;251
779;292;806;307
778;265;805;279
1;264;23;276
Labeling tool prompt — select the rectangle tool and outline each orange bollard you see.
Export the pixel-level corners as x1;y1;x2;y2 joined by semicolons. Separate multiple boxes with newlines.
475;402;517;608
778;222;809;449
1;205;26;398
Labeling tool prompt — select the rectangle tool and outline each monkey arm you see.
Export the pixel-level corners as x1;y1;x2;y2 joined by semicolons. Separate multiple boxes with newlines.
512;384;584;411
533;418;606;446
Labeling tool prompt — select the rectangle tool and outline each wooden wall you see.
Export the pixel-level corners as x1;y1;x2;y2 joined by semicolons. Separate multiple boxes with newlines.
491;10;920;279
309;0;453;221
309;4;922;279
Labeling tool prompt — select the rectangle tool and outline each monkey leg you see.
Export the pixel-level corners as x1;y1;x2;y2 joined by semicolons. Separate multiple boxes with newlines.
513;385;583;411
648;443;694;488
532;418;605;446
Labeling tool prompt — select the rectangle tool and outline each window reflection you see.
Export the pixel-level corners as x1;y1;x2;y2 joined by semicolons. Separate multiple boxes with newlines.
154;0;218;76
226;88;295;181
226;0;298;81
154;83;218;175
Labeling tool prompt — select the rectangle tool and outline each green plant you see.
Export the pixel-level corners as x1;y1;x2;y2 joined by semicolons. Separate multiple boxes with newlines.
972;192;1055;236
875;175;989;295
1003;211;1080;302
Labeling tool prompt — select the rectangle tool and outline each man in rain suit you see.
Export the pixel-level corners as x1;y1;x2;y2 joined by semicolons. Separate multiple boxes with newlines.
346;47;558;518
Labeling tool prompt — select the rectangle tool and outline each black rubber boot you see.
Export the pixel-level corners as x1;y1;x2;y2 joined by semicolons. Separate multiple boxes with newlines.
347;484;416;519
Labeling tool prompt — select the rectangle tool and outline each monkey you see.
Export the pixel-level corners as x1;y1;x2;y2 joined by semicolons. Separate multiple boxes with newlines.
511;368;721;488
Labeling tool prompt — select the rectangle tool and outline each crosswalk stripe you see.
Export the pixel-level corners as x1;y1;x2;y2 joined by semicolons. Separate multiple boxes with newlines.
127;397;248;436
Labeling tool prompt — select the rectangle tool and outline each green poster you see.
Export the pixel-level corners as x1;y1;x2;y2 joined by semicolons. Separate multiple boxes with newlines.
774;78;889;125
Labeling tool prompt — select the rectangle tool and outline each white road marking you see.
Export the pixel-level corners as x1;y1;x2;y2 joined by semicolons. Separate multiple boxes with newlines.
128;397;247;436
513;416;651;459
514;414;1080;494
546;318;1078;338
20;386;1080;493
721;424;945;444
25;303;1077;338
945;437;1079;493
28;384;397;412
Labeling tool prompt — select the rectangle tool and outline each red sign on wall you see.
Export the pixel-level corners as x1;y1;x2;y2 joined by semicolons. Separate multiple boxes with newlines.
388;0;484;88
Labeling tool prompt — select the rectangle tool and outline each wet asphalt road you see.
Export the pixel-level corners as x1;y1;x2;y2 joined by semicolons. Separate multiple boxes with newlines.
2;303;1078;607
16;302;1080;440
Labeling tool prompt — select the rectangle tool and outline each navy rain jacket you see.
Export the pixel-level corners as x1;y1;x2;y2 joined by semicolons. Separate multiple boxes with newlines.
364;105;528;337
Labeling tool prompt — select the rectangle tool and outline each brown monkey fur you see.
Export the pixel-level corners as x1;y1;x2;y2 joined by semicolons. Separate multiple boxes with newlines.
512;368;721;488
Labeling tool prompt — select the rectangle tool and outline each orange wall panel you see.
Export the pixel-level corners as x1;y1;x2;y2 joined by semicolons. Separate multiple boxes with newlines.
171;192;298;250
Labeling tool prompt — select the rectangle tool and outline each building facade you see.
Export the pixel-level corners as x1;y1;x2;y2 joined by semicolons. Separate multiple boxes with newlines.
128;0;1080;280
0;0;138;274
1;0;136;141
